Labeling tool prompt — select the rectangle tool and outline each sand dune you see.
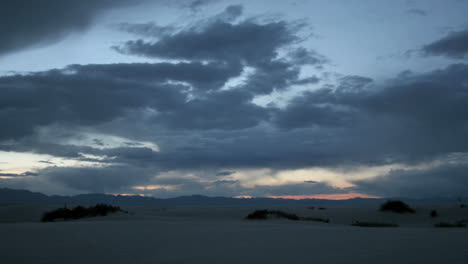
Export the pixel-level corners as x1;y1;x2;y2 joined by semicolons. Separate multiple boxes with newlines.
1;205;467;263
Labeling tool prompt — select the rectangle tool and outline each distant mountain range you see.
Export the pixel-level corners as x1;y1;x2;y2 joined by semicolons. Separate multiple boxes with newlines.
0;188;463;207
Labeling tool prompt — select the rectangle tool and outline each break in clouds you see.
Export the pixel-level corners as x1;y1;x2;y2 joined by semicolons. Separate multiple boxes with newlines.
1;0;468;198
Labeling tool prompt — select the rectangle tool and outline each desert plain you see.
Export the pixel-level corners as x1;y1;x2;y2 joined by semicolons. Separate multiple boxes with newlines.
0;203;467;264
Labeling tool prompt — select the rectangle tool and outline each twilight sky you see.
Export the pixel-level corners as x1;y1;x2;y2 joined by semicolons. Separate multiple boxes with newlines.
1;0;468;199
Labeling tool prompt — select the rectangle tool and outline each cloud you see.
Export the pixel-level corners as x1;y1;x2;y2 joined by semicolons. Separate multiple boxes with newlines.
114;20;297;65
216;171;236;176
118;22;178;38
39;165;156;193
406;8;427;16
154;89;269;130
3;61;468;174
422;28;468;58
130;174;346;198
114;7;324;95
0;172;38;177
0;0;140;56
184;0;220;11
2;6;468;198
353;160;468;198
0;65;188;140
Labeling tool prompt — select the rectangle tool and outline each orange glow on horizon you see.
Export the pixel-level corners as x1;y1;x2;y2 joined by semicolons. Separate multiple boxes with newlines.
109;193;148;197
267;193;382;200
233;195;253;199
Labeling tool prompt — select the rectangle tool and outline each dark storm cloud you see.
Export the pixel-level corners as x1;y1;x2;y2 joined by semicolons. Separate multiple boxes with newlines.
0;0;140;56
272;91;356;129
422;28;468;58
241;60;306;94
154;63;468;171
114;7;324;95
2;4;468;197
155;89;269;130
2;61;468;173
353;161;468;198
66;62;243;91
115;20;296;64
0;66;188;140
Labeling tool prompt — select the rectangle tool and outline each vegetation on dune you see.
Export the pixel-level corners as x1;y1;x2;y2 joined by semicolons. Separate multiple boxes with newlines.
380;200;415;214
352;221;399;228
430;210;438;218
245;210;329;223
41;204;122;222
302;217;330;223
246;210;300;220
434;221;466;228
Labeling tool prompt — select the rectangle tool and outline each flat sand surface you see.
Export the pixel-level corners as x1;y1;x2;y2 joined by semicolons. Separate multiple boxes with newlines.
1;205;467;263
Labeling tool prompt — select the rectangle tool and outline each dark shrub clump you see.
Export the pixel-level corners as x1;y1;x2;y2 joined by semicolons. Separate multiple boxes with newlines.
434;221;466;228
430;210;438;218
246;210;269;220
352;220;399;228
380;200;415;214
246;210;300;221
302;217;330;223
41;204;121;222
246;210;330;223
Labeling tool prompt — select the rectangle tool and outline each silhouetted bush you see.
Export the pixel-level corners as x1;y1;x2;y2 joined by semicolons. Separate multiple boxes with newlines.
318;207;327;210
460;204;466;208
352;220;398;228
246;210;330;223
302;217;330;223
430;210;438;218
434;221;466;228
246;210;269;220
245;210;300;221
41;204;121;222
380;200;415;214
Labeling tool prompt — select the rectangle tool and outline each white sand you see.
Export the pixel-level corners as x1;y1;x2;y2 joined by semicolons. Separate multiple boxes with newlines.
1;205;467;263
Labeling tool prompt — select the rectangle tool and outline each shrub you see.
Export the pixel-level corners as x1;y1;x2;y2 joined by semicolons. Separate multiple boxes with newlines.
380;200;415;214
245;210;300;221
434;221;466;228
245;210;330;223
41;204;121;222
430;210;438;218
41;207;72;222
302;217;330;223
352;221;399;228
246;210;269;220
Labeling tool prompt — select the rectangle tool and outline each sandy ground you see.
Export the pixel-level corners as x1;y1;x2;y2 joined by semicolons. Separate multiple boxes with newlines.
1;204;467;263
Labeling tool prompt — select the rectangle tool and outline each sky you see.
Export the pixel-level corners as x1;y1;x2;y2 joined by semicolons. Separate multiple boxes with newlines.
1;0;468;199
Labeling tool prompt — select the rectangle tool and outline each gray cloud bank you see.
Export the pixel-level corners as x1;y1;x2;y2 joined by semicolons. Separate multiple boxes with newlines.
0;0;143;56
1;5;468;198
422;28;468;58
